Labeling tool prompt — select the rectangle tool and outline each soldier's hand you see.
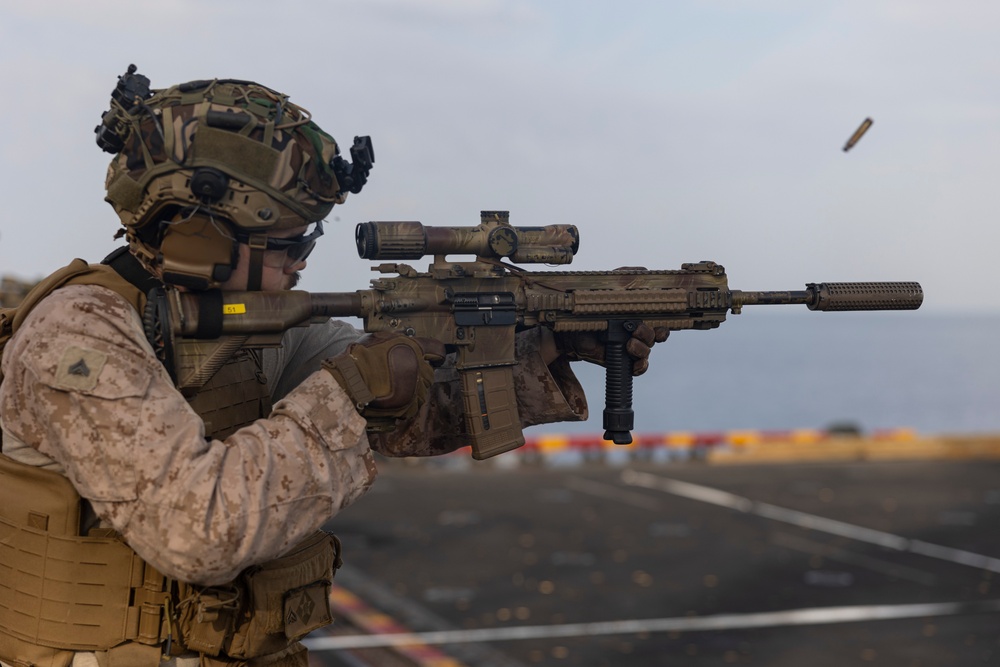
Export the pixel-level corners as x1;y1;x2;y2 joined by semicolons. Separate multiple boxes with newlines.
554;323;669;376
323;332;447;423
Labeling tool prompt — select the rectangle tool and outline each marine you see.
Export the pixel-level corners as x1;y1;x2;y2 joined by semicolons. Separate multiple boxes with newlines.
0;67;665;667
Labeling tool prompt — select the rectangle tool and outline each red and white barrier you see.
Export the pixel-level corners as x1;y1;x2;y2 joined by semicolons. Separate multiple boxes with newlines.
416;428;920;468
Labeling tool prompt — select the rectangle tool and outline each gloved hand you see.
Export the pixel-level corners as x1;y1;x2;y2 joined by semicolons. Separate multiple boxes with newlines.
555;322;669;376
323;332;447;425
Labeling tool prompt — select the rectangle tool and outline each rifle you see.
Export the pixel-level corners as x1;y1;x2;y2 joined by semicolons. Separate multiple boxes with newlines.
146;211;923;460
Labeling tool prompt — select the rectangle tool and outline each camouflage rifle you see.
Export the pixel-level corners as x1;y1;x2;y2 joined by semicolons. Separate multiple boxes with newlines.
146;211;923;460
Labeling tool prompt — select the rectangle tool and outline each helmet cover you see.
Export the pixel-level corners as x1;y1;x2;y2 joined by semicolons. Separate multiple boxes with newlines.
101;73;350;278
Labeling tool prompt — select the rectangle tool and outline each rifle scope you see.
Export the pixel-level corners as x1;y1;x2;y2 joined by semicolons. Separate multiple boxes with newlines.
356;211;580;264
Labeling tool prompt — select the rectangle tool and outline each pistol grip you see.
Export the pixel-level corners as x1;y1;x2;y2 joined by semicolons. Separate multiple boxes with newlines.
459;366;525;460
603;319;636;445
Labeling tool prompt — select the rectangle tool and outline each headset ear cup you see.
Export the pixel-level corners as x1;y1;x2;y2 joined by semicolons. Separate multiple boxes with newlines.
159;215;239;290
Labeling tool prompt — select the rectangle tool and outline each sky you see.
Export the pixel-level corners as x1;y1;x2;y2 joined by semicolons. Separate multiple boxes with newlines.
0;0;998;312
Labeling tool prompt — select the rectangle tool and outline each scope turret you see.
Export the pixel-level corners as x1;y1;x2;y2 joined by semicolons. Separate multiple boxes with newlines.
355;210;579;264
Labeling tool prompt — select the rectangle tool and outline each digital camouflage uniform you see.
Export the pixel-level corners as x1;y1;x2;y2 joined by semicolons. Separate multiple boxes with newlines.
0;279;587;667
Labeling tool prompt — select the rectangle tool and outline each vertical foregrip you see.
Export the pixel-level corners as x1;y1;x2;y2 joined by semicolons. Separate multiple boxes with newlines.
603;320;636;445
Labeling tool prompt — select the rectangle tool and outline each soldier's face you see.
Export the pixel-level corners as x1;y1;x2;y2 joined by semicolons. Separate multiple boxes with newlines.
220;225;310;292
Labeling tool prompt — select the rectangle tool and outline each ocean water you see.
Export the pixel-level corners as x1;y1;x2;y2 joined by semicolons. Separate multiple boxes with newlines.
530;312;1000;437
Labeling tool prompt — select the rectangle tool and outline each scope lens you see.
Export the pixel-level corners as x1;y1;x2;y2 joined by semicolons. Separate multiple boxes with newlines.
355;222;376;259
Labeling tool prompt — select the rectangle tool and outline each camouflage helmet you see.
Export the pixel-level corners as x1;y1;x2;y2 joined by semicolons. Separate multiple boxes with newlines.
97;65;373;287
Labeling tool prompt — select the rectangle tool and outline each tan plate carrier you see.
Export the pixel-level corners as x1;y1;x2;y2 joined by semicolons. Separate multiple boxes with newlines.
0;454;340;667
0;260;340;667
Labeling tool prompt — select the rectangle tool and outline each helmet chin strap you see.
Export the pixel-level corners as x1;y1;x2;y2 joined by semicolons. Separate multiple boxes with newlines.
247;233;267;291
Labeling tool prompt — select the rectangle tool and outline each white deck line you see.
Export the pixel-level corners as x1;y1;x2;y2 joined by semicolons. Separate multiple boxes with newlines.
304;599;1000;651
619;469;1000;574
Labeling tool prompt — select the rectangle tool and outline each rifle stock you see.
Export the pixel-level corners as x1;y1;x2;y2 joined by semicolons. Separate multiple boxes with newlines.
149;211;923;458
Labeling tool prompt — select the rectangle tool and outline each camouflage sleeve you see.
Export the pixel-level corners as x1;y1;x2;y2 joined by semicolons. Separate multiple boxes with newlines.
368;326;588;457
0;285;376;586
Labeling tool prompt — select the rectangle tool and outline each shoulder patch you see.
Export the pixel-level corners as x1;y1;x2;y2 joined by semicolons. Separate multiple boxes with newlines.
54;346;108;391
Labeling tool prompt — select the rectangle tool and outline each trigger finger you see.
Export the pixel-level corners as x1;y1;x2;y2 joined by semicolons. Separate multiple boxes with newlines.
414;337;447;365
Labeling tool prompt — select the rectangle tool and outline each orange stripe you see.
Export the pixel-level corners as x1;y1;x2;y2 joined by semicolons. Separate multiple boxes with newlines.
524;429;919;450
326;584;467;667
